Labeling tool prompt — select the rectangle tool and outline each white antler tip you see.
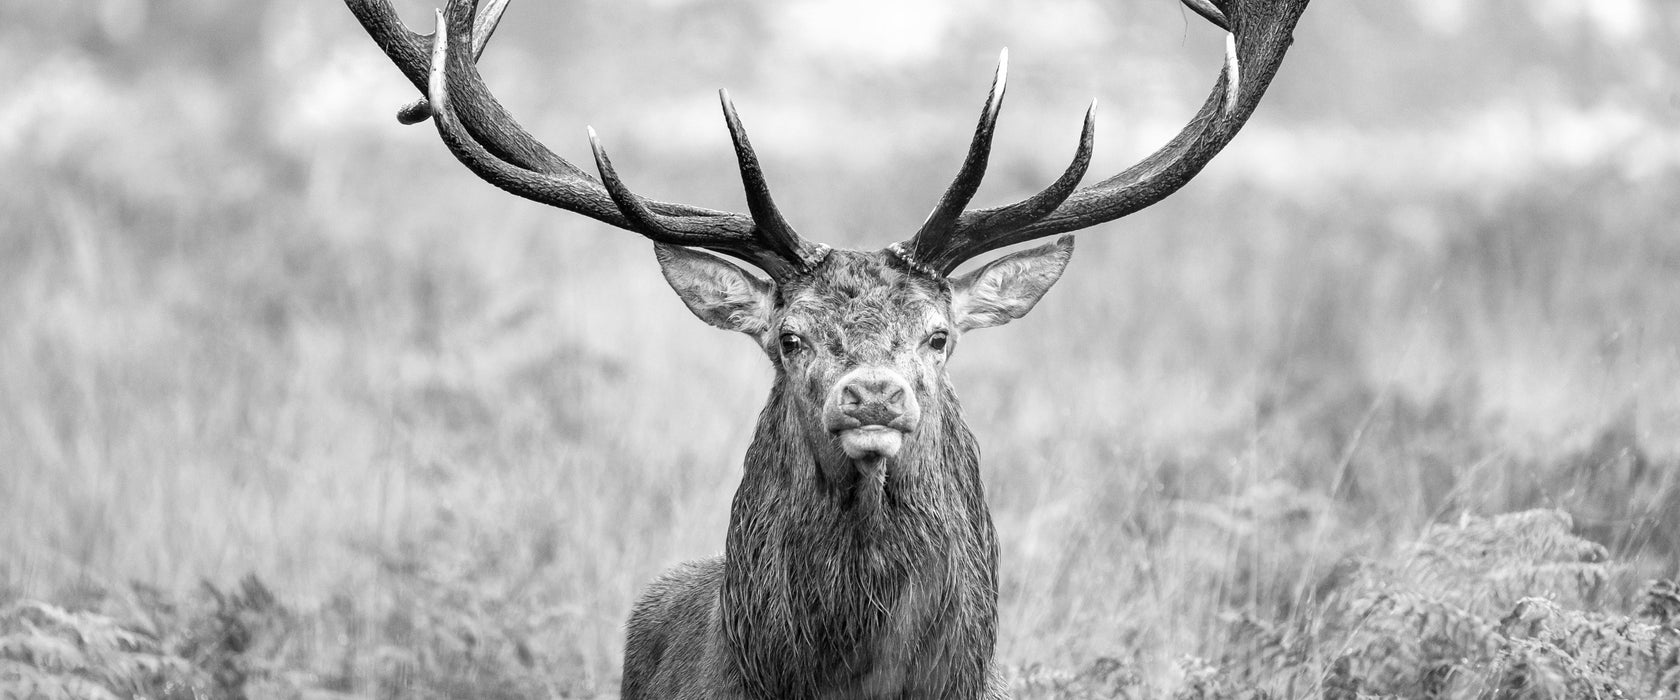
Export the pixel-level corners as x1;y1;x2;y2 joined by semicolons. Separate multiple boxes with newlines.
987;48;1009;117
1222;32;1240;114
426;9;449;111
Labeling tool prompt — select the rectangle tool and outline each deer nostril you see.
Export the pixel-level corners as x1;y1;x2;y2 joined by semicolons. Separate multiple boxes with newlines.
838;376;910;424
844;379;901;408
827;368;921;435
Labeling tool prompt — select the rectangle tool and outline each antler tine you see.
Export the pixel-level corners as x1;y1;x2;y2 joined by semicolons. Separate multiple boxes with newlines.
584;128;737;246
894;0;1310;276
426;11;770;258
431;0;718;218
397;0;510;125
719;90;828;271
905;102;1096;274
913;49;1009;245
587;127;815;280
421;4;645;224
347;0;571;177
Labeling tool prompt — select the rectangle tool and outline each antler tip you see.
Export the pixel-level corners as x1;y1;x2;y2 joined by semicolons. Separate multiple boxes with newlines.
985;48;1009;119
1222;32;1240;114
1180;0;1232;33
396;100;432;125
586;126;611;163
425;8;449;112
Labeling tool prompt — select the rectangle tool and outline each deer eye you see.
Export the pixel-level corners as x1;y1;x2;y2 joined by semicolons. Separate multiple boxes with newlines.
778;333;805;355
927;331;950;352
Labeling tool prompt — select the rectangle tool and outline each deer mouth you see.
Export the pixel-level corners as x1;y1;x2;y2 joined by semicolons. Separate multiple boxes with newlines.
838;425;904;461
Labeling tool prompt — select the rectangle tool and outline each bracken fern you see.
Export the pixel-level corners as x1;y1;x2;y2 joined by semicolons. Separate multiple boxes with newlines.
0;599;206;699
1003;508;1680;699
1245;509;1679;699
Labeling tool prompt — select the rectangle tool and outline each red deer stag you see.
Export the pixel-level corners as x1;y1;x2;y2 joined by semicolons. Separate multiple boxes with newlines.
345;0;1310;696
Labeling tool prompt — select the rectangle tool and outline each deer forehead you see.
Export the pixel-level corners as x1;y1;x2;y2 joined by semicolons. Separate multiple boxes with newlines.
778;252;951;342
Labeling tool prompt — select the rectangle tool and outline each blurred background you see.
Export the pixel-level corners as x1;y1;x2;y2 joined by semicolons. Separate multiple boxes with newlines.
2;0;1678;696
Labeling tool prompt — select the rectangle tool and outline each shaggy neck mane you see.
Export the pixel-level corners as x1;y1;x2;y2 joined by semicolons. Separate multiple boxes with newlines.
720;378;999;697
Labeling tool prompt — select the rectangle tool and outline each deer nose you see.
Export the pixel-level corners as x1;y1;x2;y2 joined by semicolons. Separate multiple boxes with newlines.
842;377;904;414
826;368;921;432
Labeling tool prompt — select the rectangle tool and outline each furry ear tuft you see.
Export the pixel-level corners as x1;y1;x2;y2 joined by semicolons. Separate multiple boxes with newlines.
655;244;775;336
950;236;1073;331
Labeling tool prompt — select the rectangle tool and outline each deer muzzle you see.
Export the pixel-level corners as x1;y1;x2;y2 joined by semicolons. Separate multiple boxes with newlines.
824;367;922;461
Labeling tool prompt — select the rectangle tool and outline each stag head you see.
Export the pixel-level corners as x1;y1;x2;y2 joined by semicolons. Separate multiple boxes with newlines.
656;239;1070;514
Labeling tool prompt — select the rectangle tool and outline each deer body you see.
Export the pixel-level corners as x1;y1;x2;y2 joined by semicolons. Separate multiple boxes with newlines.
344;0;1310;696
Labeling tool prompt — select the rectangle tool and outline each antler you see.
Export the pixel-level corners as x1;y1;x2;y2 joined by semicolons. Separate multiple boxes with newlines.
345;0;828;280
894;0;1311;276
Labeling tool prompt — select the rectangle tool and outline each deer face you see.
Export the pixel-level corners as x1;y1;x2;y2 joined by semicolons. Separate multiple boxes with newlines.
656;237;1073;486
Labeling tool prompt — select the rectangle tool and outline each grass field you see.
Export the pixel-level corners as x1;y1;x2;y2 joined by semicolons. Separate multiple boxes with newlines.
4;1;1680;697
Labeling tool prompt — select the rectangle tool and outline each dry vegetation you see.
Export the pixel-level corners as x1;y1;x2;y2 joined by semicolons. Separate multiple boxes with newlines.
4;1;1680;698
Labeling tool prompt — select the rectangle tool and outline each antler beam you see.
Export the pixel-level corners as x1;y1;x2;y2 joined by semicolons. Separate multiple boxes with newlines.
345;0;827;280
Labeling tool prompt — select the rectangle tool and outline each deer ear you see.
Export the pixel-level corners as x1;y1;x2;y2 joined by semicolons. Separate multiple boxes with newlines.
950;236;1073;332
655;244;775;335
